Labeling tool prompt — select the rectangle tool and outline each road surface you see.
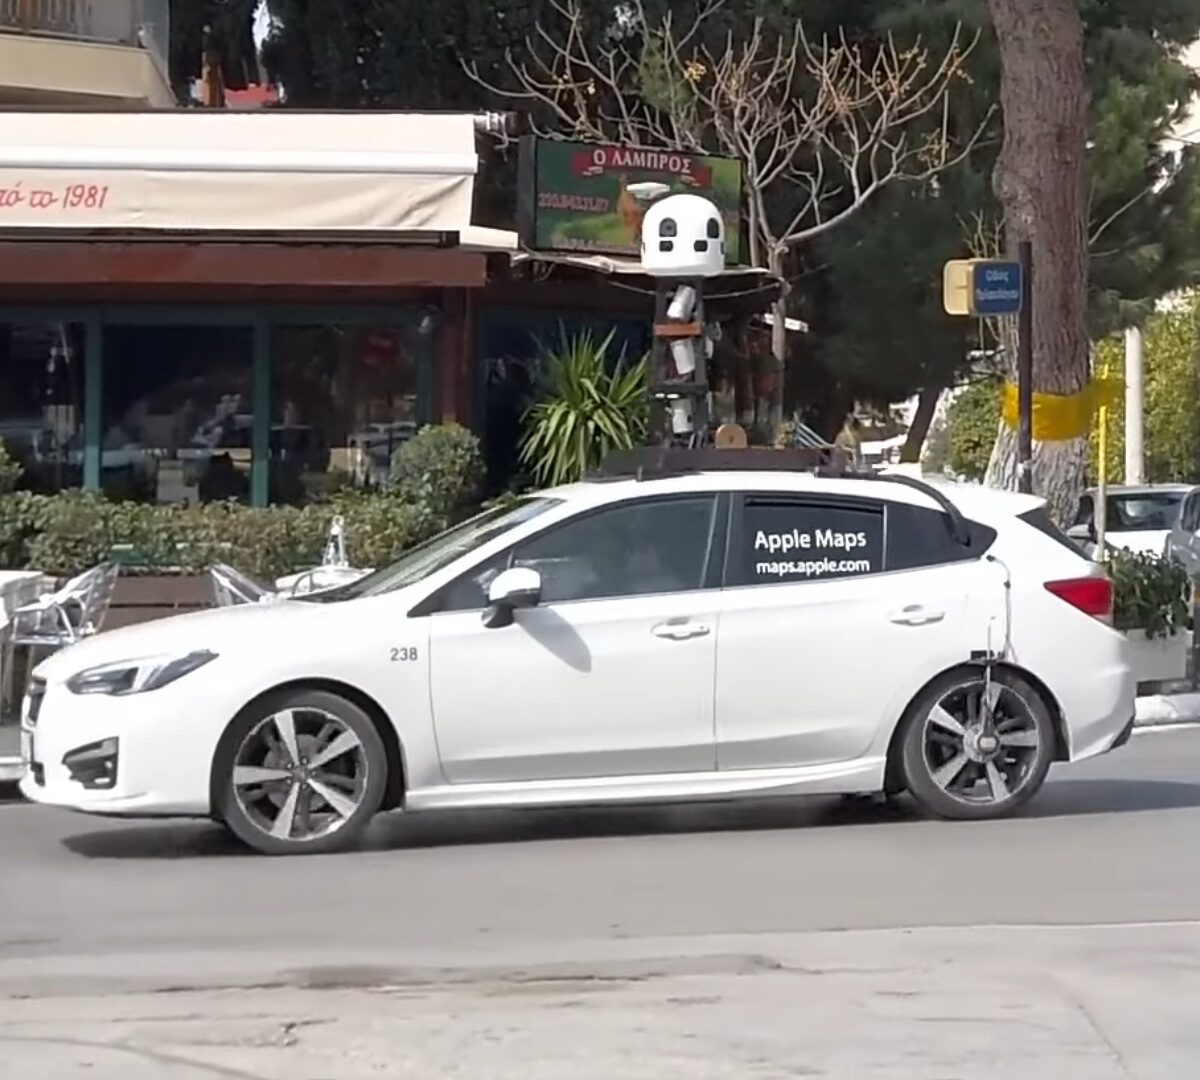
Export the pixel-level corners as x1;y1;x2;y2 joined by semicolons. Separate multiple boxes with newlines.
2;726;1200;1077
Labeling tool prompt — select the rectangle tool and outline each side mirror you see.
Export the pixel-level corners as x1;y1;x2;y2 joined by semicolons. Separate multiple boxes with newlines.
1066;523;1094;545
481;567;542;629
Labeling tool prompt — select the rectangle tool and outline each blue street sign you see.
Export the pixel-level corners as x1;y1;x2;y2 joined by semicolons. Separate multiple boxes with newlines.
971;260;1023;316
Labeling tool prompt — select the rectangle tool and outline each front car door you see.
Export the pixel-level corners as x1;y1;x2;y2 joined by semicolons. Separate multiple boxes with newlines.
713;492;996;770
425;493;725;784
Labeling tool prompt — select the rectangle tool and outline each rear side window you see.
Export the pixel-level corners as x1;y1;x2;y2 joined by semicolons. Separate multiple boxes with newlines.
884;503;997;571
730;497;885;587
1019;507;1083;555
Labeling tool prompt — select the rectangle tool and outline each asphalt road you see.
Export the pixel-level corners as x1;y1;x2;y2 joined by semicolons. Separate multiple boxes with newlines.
2;726;1200;994
4;729;1200;1077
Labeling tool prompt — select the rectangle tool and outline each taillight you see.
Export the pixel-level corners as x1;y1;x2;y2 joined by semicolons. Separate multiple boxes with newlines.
1044;575;1113;623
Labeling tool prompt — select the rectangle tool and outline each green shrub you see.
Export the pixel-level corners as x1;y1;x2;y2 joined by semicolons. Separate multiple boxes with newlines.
0;490;51;569
387;424;483;524
1091;300;1200;484
1105;548;1191;640
0;438;22;496
520;328;648;487
945;377;1003;482
0;490;447;581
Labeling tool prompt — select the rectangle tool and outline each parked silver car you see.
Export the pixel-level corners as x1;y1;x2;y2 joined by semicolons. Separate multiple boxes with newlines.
1162;485;1200;575
1068;484;1192;560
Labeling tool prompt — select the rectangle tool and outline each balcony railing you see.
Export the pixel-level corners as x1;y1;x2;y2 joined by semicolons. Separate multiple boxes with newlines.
0;0;169;74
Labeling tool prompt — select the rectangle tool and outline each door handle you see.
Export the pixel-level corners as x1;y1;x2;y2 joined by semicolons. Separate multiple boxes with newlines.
888;604;945;626
652;618;711;640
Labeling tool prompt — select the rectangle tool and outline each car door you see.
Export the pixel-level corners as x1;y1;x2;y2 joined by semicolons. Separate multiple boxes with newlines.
425;493;724;784
713;493;995;771
1169;491;1200;571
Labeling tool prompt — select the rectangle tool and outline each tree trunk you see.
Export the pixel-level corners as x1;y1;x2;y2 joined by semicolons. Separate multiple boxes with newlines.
900;386;943;464
983;0;1090;523
766;248;788;437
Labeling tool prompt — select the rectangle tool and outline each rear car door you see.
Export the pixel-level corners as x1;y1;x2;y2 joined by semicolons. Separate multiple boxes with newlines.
713;492;997;770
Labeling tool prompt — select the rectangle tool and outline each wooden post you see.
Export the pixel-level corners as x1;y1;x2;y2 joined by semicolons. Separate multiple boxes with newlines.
251;318;270;507
82;315;102;492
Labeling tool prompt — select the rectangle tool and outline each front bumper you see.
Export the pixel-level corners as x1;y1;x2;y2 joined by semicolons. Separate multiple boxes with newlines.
18;679;225;817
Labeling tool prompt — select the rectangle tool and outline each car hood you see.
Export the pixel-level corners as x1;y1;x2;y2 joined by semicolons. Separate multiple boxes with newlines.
33;599;336;683
1105;530;1170;556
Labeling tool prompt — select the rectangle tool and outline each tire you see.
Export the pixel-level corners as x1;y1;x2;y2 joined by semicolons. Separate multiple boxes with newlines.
898;667;1055;822
214;689;389;855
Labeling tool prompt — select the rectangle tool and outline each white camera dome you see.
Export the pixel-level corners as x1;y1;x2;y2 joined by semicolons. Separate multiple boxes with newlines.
640;193;727;278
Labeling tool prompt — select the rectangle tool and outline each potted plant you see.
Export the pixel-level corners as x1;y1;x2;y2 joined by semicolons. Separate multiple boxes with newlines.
519;329;648;487
1105;549;1192;686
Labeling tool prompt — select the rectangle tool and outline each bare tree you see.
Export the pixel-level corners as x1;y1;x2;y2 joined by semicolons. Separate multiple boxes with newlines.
465;0;987;431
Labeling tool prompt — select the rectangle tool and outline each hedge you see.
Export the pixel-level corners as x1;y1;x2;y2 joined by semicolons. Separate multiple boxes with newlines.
0;490;444;580
0;423;486;580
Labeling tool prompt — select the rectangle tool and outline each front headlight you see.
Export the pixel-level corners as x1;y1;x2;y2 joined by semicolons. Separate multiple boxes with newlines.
66;650;218;696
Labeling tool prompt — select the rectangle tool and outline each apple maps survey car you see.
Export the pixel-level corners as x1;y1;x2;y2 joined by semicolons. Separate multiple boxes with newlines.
20;453;1136;855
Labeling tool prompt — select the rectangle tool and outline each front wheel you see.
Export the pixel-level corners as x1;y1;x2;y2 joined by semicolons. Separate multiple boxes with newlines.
214;689;388;855
899;668;1055;821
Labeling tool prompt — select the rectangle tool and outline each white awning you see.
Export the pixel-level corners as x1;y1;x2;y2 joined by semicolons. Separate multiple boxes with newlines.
0;111;479;235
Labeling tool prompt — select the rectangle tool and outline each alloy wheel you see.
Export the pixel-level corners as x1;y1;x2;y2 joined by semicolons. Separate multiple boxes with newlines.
921;678;1042;807
231;707;369;843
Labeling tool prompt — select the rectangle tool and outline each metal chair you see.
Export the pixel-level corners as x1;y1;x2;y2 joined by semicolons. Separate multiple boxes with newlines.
282;564;370;597
8;562;120;647
322;514;349;568
2;562;120;719
275;515;370;597
209;563;277;608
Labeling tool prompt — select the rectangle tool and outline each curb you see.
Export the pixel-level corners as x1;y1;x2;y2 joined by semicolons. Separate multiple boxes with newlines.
1135;691;1200;727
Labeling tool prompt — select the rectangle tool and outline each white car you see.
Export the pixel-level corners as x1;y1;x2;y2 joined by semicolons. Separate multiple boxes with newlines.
1067;484;1191;559
20;455;1136;855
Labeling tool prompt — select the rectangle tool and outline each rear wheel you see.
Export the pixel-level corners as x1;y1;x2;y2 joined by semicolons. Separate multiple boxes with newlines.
899;668;1055;821
215;690;388;855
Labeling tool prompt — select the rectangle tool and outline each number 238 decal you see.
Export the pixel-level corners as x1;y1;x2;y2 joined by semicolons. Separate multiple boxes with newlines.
390;646;419;662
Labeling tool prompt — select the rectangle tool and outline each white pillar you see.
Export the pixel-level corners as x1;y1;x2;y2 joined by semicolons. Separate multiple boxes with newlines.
1125;325;1145;485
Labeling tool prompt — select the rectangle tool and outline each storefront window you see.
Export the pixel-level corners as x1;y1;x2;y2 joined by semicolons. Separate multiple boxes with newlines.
272;322;423;504
0;320;85;493
101;325;254;504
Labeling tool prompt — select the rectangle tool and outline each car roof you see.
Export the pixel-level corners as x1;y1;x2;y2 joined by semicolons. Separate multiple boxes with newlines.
1082;484;1193;496
542;470;1043;521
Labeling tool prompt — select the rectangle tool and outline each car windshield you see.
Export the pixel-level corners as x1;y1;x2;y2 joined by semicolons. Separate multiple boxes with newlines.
301;496;562;602
1076;493;1184;532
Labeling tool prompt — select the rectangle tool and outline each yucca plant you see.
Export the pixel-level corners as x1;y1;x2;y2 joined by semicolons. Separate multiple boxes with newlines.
520;328;649;487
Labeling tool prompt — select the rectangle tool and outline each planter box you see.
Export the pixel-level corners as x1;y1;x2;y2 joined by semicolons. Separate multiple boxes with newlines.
1124;629;1189;688
104;574;213;631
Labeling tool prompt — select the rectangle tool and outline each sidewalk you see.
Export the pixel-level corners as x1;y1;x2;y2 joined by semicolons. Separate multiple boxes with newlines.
4;924;1200;1079
1136;691;1200;727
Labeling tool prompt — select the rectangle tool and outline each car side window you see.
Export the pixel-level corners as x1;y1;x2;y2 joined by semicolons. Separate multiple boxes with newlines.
1184;495;1200;532
438;495;720;610
884;502;997;571
730;496;884;587
1072;495;1094;527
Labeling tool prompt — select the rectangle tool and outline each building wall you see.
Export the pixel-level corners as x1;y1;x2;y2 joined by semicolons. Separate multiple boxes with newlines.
0;33;173;107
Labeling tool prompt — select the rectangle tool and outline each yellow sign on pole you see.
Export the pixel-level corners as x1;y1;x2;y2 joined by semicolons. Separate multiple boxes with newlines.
942;259;974;316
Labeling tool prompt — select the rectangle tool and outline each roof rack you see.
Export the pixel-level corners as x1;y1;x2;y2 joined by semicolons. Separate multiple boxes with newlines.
595;447;832;478
593;447;971;546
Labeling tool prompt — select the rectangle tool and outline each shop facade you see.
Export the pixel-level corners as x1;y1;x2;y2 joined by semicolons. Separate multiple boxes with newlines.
0;110;779;507
0;109;506;506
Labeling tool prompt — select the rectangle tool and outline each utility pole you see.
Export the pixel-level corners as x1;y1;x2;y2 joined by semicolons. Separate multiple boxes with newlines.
1124;325;1145;485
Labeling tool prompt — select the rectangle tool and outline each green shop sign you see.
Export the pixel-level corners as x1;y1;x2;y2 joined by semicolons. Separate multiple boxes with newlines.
518;137;744;263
